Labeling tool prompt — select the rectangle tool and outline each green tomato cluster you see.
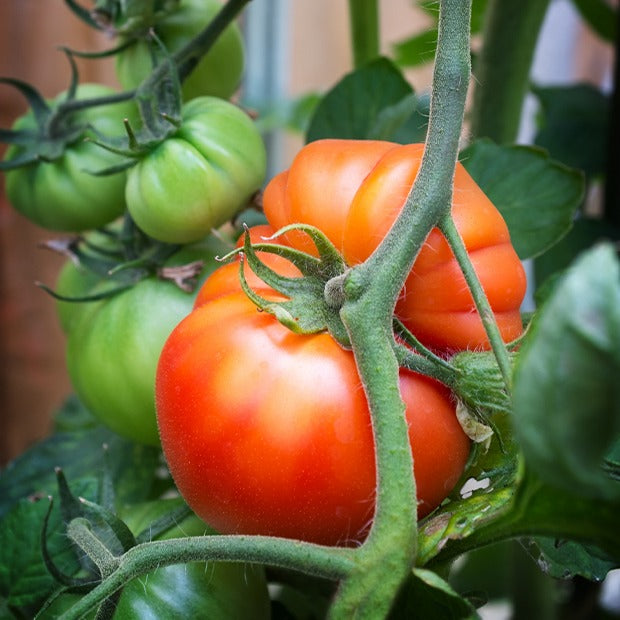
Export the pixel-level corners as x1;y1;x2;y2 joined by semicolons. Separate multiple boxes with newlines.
3;0;262;238
116;0;245;101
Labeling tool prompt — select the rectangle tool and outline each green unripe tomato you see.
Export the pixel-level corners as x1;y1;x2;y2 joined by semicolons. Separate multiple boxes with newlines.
115;0;245;101
65;235;228;445
4;84;136;232
126;96;266;243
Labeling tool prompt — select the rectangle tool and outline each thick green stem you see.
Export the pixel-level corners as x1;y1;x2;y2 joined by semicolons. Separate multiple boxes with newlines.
59;535;354;620
330;302;416;618
173;0;251;83
392;339;457;387
438;213;513;389
469;0;551;143
328;0;472;615
348;0;380;68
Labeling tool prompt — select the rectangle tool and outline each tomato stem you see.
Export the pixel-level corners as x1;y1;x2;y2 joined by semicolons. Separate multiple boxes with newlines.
438;213;513;391
347;0;380;69
57;535;355;620
329;0;473;615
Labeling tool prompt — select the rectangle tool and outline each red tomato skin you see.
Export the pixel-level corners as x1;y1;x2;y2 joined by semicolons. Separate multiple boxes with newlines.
262;139;527;351
156;291;470;546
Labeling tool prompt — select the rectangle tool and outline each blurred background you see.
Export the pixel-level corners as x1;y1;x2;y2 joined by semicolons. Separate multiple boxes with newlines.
0;0;614;464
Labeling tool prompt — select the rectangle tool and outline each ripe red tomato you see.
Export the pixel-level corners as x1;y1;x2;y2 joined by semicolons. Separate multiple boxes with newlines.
156;290;470;546
263;139;527;352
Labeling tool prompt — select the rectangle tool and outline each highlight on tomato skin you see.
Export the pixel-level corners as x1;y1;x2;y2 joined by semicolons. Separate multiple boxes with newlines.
156;289;471;546
262;138;527;352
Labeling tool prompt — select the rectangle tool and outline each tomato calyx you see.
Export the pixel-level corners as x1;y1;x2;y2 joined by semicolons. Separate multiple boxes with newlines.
232;223;352;347
90;0;181;36
0;53;133;172
449;350;516;448
39;217;205;305
41;464;194;607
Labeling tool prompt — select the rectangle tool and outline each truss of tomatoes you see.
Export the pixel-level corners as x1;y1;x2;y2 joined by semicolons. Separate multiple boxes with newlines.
156;139;527;546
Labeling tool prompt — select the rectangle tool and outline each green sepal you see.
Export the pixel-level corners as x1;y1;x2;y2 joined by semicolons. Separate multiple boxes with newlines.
0;77;51;126
58;39;137;60
238;224;351;347
64;0;105;30
38;223;191;308
41;497;96;591
0;58;126;170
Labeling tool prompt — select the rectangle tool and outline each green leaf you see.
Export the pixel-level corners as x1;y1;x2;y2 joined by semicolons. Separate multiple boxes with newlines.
395;0;487;66
534;217;620;298
392;28;438;67
460;139;584;259
470;0;490;34
392;92;430;144
533;84;610;178
571;0;617;42
0;398;160;519
512;243;620;502
306;57;424;143
448;541;514;603
523;537;619;581
0;487;93;608
390;568;478;619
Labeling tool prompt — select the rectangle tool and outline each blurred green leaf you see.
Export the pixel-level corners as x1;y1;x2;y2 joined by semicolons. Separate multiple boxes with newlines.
393;28;438;67
251;92;322;135
449;541;513;603
396;0;488;67
0;398;161;519
306;57;427;143
534;216;620;299
390;569;478;619
470;0;490;34
571;0;617;42
523;537;619;581
0;481;95;609
533;84;610;178
513;244;620;501
460;139;584;259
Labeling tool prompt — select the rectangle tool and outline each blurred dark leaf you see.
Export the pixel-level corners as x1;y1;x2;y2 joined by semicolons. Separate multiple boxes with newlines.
571;0;617;42
460;140;584;259
306;57;427;143
533;84;610;178
0;398;161;519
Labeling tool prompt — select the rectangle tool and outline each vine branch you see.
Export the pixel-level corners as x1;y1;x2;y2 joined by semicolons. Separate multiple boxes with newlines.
59;534;355;619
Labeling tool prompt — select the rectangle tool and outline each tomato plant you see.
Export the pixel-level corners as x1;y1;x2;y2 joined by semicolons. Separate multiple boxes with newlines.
264;139;527;351
156;288;471;545
1;0;619;618
115;0;245;101
3;84;136;232
125;96;266;243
